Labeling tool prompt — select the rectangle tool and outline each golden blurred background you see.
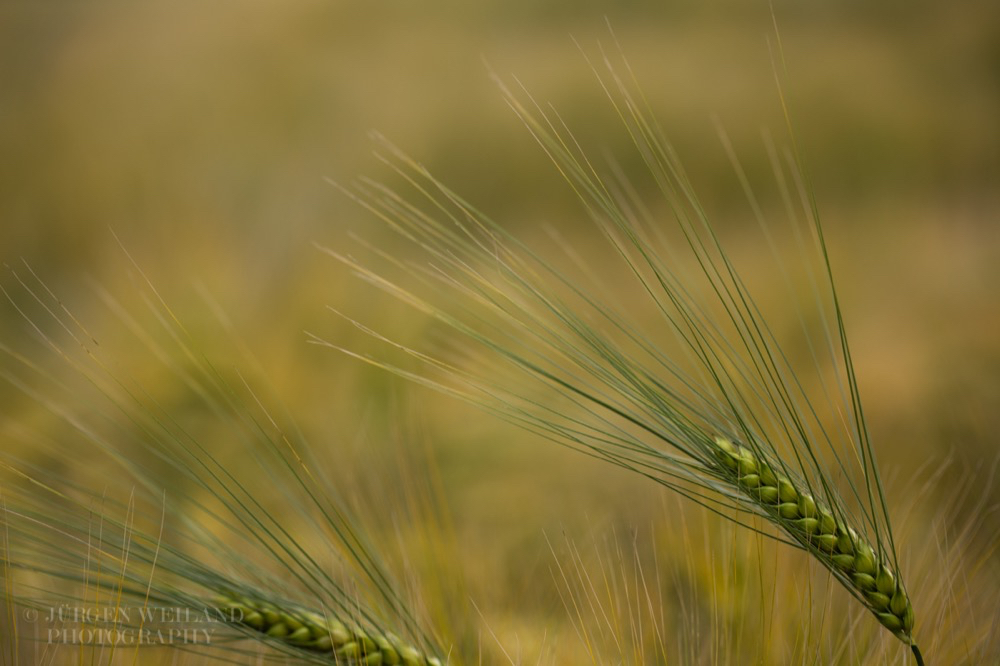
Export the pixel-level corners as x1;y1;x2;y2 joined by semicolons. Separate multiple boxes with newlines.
2;1;999;662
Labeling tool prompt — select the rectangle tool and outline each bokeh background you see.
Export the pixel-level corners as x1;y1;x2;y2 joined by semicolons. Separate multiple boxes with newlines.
2;1;999;663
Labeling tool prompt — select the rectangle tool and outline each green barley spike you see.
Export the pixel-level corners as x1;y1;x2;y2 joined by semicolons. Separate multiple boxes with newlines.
323;40;928;665
714;437;921;664
213;593;443;666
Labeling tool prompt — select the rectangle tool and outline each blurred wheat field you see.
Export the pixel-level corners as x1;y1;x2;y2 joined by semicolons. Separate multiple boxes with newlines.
2;1;999;664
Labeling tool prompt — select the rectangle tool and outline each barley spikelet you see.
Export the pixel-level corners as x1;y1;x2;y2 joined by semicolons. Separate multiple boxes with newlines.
213;592;443;666
713;437;915;642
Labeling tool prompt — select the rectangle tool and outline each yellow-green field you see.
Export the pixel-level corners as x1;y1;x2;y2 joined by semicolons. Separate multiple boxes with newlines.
2;2;998;664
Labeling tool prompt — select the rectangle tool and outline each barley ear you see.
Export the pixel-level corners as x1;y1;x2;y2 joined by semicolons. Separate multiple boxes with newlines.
213;593;443;666
714;437;917;651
